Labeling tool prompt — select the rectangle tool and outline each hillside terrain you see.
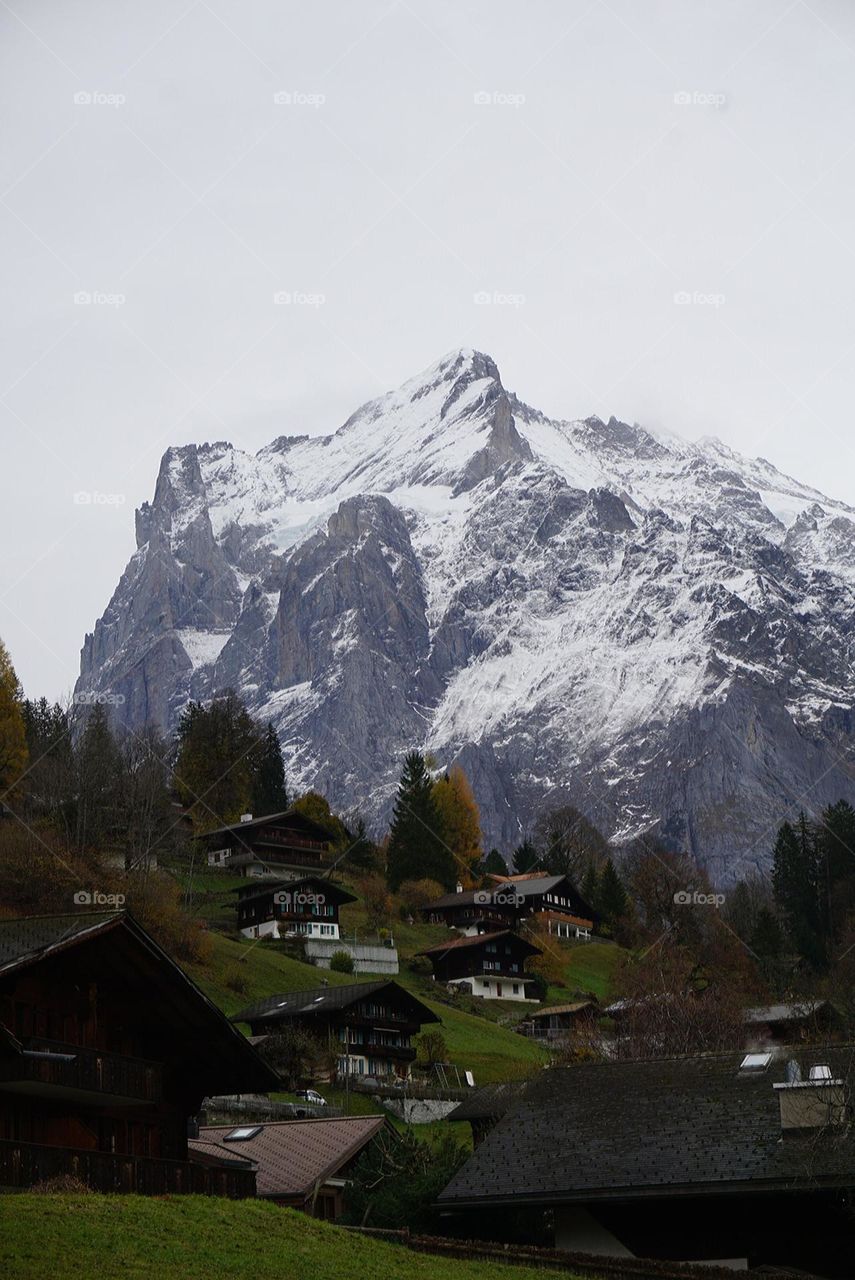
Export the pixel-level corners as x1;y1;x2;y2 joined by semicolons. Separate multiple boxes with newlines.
182;871;621;1084
75;349;855;881
0;1196;575;1280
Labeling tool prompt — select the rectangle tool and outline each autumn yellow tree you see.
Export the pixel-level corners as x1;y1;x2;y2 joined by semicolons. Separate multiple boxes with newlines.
432;764;482;886
0;639;28;800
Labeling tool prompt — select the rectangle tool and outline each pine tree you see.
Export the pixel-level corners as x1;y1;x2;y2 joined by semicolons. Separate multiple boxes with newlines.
174;692;261;829
251;722;288;815
816;799;855;942
772;815;824;969
581;861;600;914
74;704;122;852
386;752;455;891
512;837;539;874
598;857;627;927
483;847;507;876
750;906;783;959
20;697;73;833
0;639;28;801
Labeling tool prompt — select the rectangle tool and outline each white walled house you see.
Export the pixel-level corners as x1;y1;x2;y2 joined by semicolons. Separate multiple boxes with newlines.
418;930;541;1002
234;877;355;941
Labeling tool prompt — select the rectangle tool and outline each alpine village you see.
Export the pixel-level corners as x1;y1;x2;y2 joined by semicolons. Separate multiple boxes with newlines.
0;650;854;1280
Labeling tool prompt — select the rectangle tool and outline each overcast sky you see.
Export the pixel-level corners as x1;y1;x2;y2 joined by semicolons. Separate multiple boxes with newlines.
3;0;855;701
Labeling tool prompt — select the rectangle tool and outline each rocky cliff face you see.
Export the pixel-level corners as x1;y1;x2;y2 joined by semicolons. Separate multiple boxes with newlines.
76;349;855;882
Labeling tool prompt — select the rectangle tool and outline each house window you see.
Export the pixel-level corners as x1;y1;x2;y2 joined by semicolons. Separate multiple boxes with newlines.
512;984;519;994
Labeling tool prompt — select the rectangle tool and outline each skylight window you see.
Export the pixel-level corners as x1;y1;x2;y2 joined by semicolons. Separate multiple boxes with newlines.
739;1052;772;1072
223;1126;262;1142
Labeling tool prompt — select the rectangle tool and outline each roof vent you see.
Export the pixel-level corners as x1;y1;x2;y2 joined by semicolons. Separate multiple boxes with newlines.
240;813;253;823
785;1059;802;1084
456;881;463;894
809;1064;833;1081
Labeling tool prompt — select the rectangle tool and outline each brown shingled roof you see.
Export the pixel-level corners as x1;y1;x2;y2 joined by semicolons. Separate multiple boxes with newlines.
194;1116;390;1199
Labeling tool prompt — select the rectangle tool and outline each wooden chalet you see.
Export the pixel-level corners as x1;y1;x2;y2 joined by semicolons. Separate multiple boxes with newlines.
439;1047;855;1273
743;1000;840;1045
232;980;438;1081
190;1115;394;1218
520;1000;598;1040
0;912;278;1196
417;930;541;1002
202;809;333;878
233;876;356;941
421;874;595;940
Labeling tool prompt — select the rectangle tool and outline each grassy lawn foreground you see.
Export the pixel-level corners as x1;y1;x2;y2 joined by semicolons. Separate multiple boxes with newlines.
0;1195;580;1280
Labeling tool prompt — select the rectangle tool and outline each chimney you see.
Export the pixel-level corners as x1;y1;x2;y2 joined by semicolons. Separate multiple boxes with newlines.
240;813;253;823
455;881;463;894
773;1061;847;1132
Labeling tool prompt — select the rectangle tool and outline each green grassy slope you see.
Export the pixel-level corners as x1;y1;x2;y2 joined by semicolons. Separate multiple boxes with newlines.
0;1196;578;1280
181;870;624;1085
188;931;548;1084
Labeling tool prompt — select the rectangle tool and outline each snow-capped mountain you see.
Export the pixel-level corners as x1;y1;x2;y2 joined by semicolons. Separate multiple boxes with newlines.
76;349;855;883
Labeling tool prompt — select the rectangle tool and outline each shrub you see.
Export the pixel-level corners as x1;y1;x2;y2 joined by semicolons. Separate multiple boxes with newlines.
397;877;445;918
224;964;250;995
415;1027;448;1067
256;1026;323;1088
341;1129;468;1231
329;949;355;974
408;954;433;976
30;1175;93;1195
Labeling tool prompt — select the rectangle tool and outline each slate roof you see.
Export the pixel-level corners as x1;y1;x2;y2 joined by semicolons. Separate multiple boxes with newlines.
418;929;541;957
439;1047;855;1207
0;912;121;974
743;1001;828;1024
232;876;356;907
423;875;595;919
200;808;333;841
447;1080;531;1123
192;1116;388;1198
231;979;439;1026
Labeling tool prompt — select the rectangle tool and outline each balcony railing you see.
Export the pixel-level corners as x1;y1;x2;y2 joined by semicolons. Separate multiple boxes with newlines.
0;1039;163;1105
363;1043;416;1061
0;1138;256;1197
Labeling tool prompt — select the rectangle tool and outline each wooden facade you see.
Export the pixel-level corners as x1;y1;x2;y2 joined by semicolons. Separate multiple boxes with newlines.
418;930;542;1001
234;876;356;941
233;980;439;1082
0;913;278;1195
421;874;595;939
203;810;333;878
